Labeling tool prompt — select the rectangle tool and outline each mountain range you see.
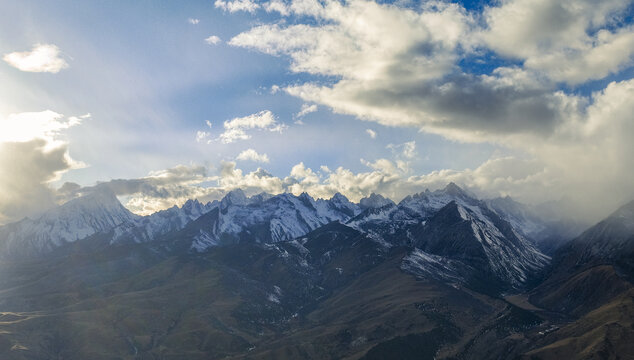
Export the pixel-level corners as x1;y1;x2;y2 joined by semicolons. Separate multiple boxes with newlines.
0;184;631;359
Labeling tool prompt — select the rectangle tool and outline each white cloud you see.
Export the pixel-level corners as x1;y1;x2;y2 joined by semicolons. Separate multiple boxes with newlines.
196;130;211;143
4;0;629;225
236;148;270;163
188;18;200;25
219;110;287;143
214;0;260;13
225;0;633;142
229;1;470;81
366;129;377;139
205;120;212;128
96;165;218;216
264;0;290;16
0;140;74;224
523;28;634;84
217;161;284;195
481;0;634;84
205;35;222;45
295;103;317;118
100;107;634;223
219;0;634;221
3;44;69;73
0;110;86;224
387;141;416;159
0;110;85;147
231;1;569;140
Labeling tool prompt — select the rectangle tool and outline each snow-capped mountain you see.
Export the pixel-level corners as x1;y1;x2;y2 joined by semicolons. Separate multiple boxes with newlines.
187;190;363;251
0;188;217;257
402;201;550;291
0;181;554;290
359;193;395;210
0;188;139;256
112;198;218;244
348;183;493;244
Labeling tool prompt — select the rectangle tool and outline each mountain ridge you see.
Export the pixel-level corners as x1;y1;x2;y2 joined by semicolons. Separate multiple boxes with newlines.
0;185;631;359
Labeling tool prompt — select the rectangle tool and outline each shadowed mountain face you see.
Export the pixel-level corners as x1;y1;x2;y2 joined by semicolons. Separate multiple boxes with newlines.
531;201;634;315
0;185;630;359
555;200;634;276
403;201;549;294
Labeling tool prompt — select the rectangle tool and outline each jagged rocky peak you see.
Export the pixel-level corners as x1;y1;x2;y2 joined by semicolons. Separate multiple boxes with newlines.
220;188;248;210
442;182;469;197
50;186;135;222
330;192;350;204
407;199;549;290
328;192;359;218
359;193;395;209
0;186;140;256
179;198;217;217
298;191;316;203
329;192;356;209
181;198;201;209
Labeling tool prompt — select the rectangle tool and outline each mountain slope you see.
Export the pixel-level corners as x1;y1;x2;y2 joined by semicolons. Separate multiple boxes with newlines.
0;220;511;360
531;200;634;315
178;190;362;251
516;201;634;359
112;198;218;244
0;188;139;257
347;183;483;245
486;196;587;254
0;186;631;359
0;188;218;257
402;201;549;292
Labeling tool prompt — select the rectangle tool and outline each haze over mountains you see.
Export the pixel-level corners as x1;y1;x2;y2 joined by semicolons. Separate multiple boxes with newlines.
0;183;631;359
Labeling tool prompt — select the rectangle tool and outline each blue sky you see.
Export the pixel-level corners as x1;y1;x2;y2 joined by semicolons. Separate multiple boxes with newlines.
0;0;633;223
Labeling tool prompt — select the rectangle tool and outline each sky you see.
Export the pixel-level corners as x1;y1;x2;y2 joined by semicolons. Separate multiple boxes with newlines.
0;0;633;224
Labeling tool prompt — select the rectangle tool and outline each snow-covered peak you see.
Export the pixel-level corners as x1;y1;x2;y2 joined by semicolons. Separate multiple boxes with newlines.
327;193;360;219
395;185;476;219
180;199;216;218
0;188;139;256
406;200;549;290
359;193;395;210
330;192;349;204
189;191;362;251
298;192;316;206
111;198;218;244
40;187;135;228
442;182;468;197
181;198;201;212
220;189;248;210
